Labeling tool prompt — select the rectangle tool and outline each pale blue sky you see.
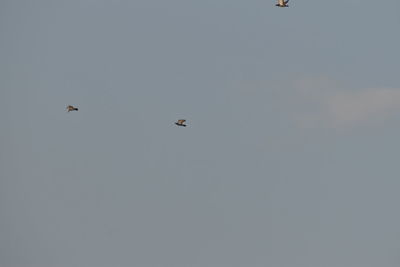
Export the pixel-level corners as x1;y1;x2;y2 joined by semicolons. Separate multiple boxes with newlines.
1;1;400;266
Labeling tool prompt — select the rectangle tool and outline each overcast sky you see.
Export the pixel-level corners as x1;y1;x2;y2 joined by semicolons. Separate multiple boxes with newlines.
1;1;400;267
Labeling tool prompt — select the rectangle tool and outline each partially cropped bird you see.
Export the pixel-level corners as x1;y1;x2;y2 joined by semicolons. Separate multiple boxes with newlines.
175;119;187;127
276;0;289;7
66;105;78;112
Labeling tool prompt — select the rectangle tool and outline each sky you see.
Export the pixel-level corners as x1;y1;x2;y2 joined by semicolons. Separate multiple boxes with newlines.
1;0;400;266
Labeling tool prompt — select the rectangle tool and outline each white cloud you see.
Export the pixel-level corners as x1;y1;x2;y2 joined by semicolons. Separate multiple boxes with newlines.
230;76;400;130
326;88;400;126
292;77;400;128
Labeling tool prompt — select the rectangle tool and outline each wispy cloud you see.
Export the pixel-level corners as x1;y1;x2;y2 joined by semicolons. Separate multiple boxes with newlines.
229;76;400;130
326;88;400;126
293;77;400;128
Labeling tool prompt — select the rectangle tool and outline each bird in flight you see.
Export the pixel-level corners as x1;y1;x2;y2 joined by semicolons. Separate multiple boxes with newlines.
66;105;78;112
276;0;289;7
175;119;187;127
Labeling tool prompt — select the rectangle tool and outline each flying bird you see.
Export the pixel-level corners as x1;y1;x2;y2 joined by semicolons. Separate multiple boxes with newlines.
66;105;78;112
276;0;289;7
175;119;187;127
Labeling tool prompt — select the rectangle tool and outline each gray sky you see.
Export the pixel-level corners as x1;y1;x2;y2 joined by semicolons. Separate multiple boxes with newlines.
1;0;400;266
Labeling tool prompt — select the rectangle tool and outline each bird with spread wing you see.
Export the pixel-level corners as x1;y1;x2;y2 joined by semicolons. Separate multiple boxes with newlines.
66;105;78;112
276;0;289;7
175;119;187;127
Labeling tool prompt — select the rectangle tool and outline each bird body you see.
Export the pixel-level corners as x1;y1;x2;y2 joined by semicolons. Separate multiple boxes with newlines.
66;105;78;112
175;119;187;127
276;0;289;7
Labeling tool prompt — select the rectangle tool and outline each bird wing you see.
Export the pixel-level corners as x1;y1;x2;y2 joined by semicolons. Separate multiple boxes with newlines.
285;0;289;4
178;119;186;124
278;0;284;5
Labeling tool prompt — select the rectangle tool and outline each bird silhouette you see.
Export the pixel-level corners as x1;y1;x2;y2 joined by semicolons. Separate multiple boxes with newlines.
66;105;78;112
175;119;187;127
276;0;289;7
